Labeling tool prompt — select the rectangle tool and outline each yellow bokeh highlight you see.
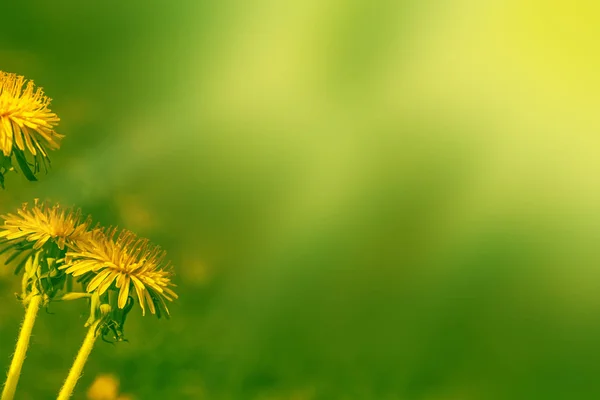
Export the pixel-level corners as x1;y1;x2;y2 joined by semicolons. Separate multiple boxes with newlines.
86;374;132;400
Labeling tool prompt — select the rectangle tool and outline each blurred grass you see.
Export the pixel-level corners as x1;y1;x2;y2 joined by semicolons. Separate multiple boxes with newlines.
2;0;600;399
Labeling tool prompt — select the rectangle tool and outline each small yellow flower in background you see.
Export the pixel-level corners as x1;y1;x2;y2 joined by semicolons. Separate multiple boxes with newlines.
61;228;178;317
0;71;63;182
87;374;133;400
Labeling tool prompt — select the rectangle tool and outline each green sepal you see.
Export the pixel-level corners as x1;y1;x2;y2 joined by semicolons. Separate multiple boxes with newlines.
13;148;37;181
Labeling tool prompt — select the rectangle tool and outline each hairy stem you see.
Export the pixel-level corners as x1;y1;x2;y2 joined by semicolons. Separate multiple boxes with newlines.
1;295;42;400
57;321;99;400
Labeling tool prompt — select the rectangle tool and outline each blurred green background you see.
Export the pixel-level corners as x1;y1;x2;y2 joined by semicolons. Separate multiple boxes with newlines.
2;0;600;399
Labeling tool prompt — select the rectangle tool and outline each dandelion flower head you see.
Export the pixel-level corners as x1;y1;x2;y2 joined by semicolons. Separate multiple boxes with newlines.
0;199;92;258
0;71;63;158
61;228;178;318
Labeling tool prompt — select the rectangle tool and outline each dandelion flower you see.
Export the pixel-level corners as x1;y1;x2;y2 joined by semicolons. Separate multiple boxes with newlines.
0;199;91;250
0;200;92;274
61;228;178;318
0;71;63;179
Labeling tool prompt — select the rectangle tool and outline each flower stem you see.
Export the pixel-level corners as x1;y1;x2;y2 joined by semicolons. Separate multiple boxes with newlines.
57;321;99;400
1;295;42;400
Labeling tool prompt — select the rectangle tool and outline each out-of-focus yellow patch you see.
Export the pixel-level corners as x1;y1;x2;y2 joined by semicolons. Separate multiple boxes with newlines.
510;0;600;79
116;194;157;231
86;374;133;400
254;387;315;400
471;0;600;115
405;0;600;110
180;253;212;286
400;0;600;198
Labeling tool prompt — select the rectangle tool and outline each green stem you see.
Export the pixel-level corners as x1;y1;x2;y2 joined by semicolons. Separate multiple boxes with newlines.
57;321;99;400
1;295;42;400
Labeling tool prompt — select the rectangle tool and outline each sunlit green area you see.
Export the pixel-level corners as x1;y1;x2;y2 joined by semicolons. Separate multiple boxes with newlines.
2;1;600;399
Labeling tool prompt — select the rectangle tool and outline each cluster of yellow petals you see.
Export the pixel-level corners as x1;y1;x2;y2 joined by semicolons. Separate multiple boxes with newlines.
61;228;178;317
0;71;63;159
0;200;91;251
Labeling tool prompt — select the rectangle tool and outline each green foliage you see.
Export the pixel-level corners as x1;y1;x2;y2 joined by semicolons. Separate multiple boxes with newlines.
2;0;600;399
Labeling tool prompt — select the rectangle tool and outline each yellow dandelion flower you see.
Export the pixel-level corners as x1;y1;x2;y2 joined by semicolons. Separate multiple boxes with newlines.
0;199;91;251
0;71;63;180
61;228;178;318
0;71;63;157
